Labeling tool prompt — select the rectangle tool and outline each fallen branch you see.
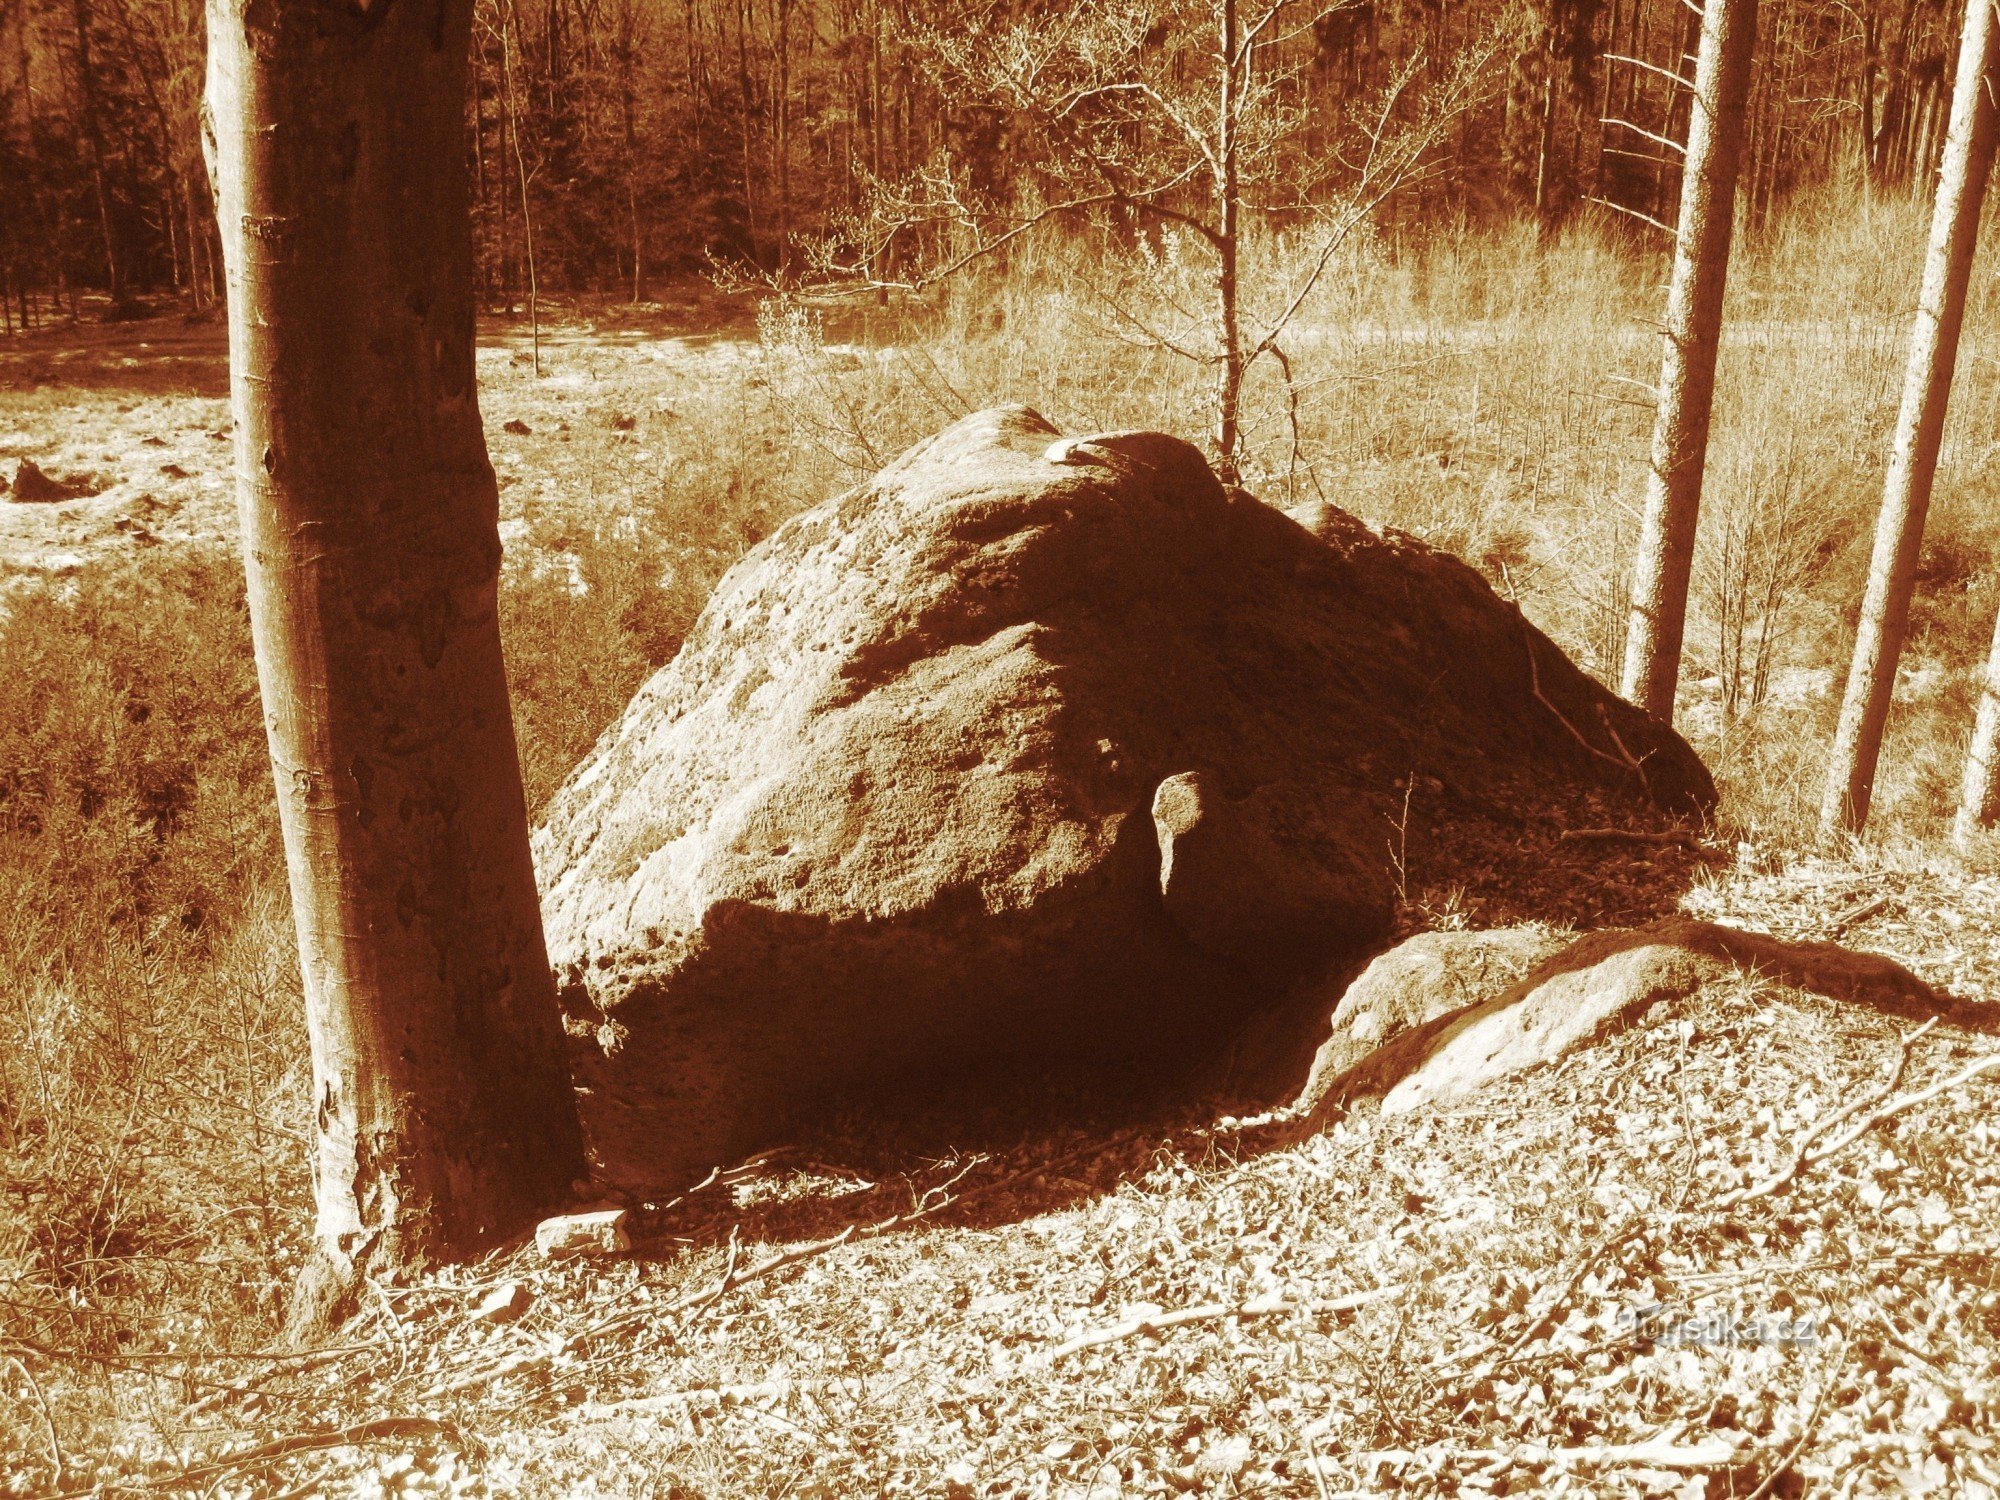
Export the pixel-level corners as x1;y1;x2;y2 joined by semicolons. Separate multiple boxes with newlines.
1708;1019;1999;1211
50;1417;465;1499
1741;1370;1835;1500
6;1354;64;1490
415;1153;1010;1402
1827;893;1893;937
1045;1284;1401;1361
1557;827;1698;847
1356;1431;1740;1474
1518;616;1650;791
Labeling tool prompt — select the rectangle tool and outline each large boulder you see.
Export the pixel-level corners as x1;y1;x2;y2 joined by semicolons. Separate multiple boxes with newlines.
535;407;1713;1194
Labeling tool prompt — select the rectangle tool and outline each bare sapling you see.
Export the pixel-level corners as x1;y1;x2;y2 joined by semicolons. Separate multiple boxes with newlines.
1619;0;1758;722
800;0;1495;485
1821;0;2000;838
207;0;585;1320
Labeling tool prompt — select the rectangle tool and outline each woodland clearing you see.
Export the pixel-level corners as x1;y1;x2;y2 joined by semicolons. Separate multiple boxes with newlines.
5;208;2000;1496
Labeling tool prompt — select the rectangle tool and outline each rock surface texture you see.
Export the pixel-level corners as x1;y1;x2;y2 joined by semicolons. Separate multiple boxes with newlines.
1306;916;1950;1120
1295;927;1573;1113
535;407;1714;1193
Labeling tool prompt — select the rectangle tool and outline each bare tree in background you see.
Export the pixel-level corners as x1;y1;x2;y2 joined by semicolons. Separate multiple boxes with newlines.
1821;0;1999;838
805;0;1494;484
207;0;584;1318
1618;0;1758;722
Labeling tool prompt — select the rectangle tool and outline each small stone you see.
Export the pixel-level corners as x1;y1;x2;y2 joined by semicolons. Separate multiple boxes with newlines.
535;1207;630;1260
9;459;76;503
502;418;532;436
474;1281;532;1323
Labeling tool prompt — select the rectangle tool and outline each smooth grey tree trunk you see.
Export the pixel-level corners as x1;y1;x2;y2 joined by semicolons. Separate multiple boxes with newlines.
1821;0;1999;838
207;0;584;1313
1619;0;1758;722
1954;602;2000;849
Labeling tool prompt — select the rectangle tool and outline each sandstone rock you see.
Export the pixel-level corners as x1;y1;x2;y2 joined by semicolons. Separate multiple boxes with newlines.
475;1281;534;1323
1295;926;1572;1114
536;407;1713;1194
1309;916;1946;1119
535;1208;631;1260
8;459;80;503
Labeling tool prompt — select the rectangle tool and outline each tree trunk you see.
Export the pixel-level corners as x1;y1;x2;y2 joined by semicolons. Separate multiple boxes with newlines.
1213;0;1243;485
1954;601;2000;849
206;0;584;1314
1618;0;1758;722
1822;0;2000;837
69;0;124;309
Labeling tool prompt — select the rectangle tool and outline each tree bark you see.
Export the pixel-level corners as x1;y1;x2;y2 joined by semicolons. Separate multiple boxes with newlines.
1954;600;2000;849
1822;0;2000;837
206;0;584;1310
1618;0;1758;722
1213;0;1243;485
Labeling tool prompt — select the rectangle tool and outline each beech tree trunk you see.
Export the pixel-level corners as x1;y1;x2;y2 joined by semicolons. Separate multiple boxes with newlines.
1821;0;1999;838
206;0;584;1309
1954;602;2000;850
1619;0;1758;722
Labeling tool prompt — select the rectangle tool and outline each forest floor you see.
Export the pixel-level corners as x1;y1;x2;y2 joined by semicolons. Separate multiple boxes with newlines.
24;854;2000;1500
4;304;2000;1498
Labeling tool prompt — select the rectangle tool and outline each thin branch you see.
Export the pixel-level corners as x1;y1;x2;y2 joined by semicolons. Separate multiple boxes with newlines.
1046;1285;1401;1361
1603;115;1688;155
1587;196;1678;237
1604;52;1696;91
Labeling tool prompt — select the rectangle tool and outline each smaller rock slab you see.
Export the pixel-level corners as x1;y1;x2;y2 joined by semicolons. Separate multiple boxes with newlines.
1295;927;1571;1113
1306;917;1949;1120
535;1208;632;1260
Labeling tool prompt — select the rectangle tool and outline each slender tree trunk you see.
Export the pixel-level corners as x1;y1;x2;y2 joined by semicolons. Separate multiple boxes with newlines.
736;0;760;265
499;2;541;375
621;7;645;302
1213;0;1243;484
1533;33;1559;231
68;0;124;309
775;0;792;274
1954;601;2000;849
1822;0;2000;836
1619;0;1759;721
206;0;584;1317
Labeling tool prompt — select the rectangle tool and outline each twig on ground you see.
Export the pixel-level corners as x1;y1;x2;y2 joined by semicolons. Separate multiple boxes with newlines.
49;1417;465;1499
1044;1284;1401;1361
417;1155;1000;1403
1741;1368;1835;1500
1498;1215;1651;1360
1709;1019;2000;1211
7;1353;64;1488
1358;1431;1741;1473
1827;894;1894;937
1557;827;1697;847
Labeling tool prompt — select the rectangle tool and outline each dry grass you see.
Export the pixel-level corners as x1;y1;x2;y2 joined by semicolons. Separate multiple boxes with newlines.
5;188;2000;1488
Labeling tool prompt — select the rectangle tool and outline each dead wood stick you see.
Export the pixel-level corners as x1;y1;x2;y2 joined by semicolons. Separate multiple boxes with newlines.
1740;1371;1835;1500
6;1354;64;1490
1044;1284;1401;1361
1519;617;1650;787
1827;893;1894;937
48;1417;464;1499
1498;1216;1651;1360
1720;1032;2000;1216
416;1154;1007;1403
1557;827;1698;846
1358;1432;1741;1472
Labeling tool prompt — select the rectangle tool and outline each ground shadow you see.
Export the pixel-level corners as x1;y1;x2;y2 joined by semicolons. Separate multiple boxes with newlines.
615;841;2000;1271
